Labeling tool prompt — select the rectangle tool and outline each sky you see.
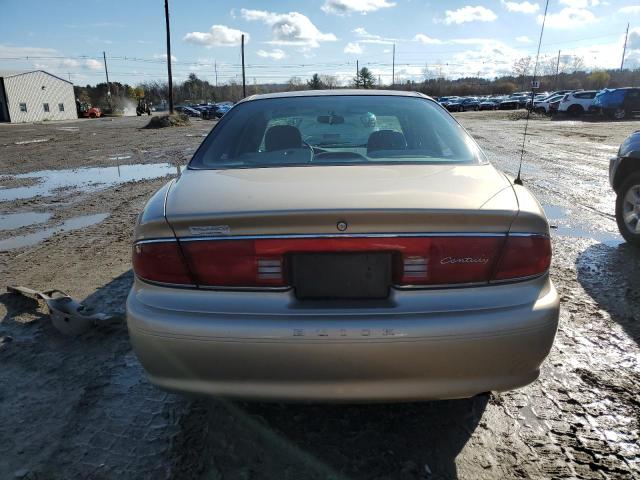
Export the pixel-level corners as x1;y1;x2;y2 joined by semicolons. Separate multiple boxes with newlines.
1;0;639;87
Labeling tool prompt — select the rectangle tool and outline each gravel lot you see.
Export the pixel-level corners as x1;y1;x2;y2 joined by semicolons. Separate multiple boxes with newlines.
0;112;638;479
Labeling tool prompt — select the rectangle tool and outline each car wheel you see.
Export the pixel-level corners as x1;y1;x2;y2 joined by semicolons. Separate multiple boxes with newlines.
616;172;640;246
458;106;463;112
89;113;96;118
475;106;479;111
567;105;583;117
614;108;627;120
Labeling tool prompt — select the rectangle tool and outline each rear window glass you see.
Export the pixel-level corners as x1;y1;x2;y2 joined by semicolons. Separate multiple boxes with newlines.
190;95;485;170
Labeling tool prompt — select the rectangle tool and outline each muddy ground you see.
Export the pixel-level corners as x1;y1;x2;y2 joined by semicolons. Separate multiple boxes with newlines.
0;112;638;479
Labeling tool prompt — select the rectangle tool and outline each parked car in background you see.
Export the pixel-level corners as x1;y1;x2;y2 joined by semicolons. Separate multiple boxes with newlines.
558;90;597;116
445;98;464;112
533;94;565;114
609;130;640;246
590;88;640;120
459;97;480;111
213;103;233;118
175;106;202;117
479;98;500;110
127;90;559;402
499;95;527;110
548;98;562;115
437;96;459;109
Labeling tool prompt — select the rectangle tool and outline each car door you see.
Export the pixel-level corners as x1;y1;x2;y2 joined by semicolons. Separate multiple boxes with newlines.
624;89;640;116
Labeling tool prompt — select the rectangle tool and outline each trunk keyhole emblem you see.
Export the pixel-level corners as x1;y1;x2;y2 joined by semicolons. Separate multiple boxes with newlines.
337;221;348;232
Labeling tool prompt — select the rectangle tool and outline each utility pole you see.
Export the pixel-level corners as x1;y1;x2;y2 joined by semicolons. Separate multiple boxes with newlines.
621;22;629;71
356;60;359;88
378;74;381;87
164;0;174;114
554;49;561;89
214;60;218;87
392;44;395;88
102;51;111;110
241;34;246;98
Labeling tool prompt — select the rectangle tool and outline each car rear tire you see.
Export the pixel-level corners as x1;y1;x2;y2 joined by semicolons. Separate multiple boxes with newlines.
614;108;627;120
616;172;640;247
567;105;583;117
89;113;96;118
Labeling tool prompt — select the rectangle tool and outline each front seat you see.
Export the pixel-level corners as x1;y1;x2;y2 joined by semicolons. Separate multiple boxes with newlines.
367;130;407;154
264;125;302;152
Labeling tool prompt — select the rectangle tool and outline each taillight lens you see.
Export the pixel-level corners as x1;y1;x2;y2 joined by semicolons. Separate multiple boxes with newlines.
181;240;285;287
132;234;551;287
180;236;506;287
132;241;193;285
492;235;551;281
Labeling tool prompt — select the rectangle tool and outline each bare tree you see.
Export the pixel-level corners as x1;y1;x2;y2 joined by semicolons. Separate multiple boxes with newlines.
512;56;533;78
319;74;339;89
287;76;304;91
512;56;532;90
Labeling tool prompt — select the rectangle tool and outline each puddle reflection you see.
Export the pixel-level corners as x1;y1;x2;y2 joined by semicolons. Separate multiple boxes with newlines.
0;163;181;202
0;212;51;231
0;213;109;250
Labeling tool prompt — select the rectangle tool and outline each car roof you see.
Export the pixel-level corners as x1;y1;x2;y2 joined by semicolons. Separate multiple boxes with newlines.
239;89;431;104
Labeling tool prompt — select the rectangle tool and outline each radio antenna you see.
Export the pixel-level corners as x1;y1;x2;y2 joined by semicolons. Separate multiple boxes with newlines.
515;0;549;186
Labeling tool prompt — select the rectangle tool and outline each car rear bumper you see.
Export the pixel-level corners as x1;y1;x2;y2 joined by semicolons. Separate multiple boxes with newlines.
126;276;560;402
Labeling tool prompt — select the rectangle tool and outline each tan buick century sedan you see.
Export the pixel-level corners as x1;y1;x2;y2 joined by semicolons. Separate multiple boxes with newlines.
127;90;559;401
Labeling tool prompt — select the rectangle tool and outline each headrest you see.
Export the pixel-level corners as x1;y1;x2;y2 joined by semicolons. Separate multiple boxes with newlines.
264;125;302;152
367;130;407;154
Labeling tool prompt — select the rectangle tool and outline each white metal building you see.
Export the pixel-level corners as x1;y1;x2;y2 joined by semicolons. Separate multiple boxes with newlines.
0;70;77;123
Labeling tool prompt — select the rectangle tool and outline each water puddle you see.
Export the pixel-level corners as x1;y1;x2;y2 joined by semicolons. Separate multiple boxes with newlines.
0;163;181;202
554;225;622;247
0;213;108;251
0;212;52;231
543;204;622;247
543;204;568;220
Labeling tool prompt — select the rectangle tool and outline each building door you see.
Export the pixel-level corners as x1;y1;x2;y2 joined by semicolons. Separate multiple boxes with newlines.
0;82;9;122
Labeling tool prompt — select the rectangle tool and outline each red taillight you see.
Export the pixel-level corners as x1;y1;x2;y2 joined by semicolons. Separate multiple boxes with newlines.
181;240;285;287
132;241;193;285
493;235;551;281
132;234;551;287
179;236;506;287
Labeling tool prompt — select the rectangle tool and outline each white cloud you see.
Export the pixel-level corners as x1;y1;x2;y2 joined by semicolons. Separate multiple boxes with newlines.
441;6;497;25
413;34;443;44
153;53;177;61
515;35;532;43
256;48;287;60
540;7;596;28
321;0;396;15
240;9;336;47
61;58;80;68
344;42;363;54
85;59;103;71
618;6;640;15
501;1;539;14
183;25;248;47
449;37;494;45
352;27;397;44
559;0;599;7
628;27;640;50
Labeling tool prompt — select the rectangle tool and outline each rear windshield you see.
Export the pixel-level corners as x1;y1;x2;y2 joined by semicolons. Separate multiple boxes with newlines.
189;95;486;170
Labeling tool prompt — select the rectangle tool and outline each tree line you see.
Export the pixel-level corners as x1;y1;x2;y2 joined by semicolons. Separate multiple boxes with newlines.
74;62;639;111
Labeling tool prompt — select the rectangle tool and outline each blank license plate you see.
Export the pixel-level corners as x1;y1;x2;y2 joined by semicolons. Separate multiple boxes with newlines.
292;253;391;299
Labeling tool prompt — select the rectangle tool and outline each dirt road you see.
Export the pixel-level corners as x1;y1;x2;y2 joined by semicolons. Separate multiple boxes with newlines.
0;113;638;479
